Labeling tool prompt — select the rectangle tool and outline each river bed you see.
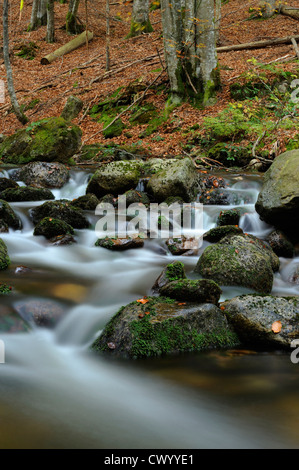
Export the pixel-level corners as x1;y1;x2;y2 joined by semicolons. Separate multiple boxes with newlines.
0;168;298;449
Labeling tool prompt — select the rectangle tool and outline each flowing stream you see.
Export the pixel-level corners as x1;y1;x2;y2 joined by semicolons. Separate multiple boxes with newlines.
0;168;299;449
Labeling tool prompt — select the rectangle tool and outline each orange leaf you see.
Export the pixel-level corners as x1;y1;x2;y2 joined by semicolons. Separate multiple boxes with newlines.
220;306;225;311
178;302;186;305
271;321;282;333
137;298;149;304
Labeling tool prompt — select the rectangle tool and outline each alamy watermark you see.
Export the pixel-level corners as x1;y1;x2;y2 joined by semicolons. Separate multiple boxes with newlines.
95;197;204;249
290;339;299;364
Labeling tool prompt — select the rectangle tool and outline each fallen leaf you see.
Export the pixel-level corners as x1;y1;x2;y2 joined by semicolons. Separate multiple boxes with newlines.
107;342;116;350
178;302;186;305
136;298;149;304
271;320;282;333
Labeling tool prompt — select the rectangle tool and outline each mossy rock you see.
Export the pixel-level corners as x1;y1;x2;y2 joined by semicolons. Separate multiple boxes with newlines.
0;186;55;202
0;238;10;270
160;279;222;304
146;157;200;202
101;115;125;139
33;217;74;239
71;194;99;211
118;189;150;207
207;142;252;167
0;177;19;192
86;161;142;198
60;95;83;122
30;200;90;229
18;162;70;189
266;230;295;258
0;117;82;164
92;297;240;359
203;225;243;243
129;102;157;125
216;208;242;227
195;233;279;294
286;134;299;151
0;200;22;230
151;261;187;294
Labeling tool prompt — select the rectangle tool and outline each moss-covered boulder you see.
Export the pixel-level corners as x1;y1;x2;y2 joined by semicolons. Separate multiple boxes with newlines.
146;157;199;202
203;225;243;243
255;150;299;235
30;200;90;229
95;236;144;250
0;117;82;165
160;279;222;305
91;297;240;359
86;161;142;198
71;193;99;211
33;217;74;239
118;189;150;207
195;233;279;294
0;238;10;270
0;186;54;202
0;200;22;230
18;162;70;189
222;295;299;349
0;177;19;192
60;95;83;122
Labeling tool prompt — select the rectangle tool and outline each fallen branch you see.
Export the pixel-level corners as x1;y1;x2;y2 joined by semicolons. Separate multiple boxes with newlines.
217;34;299;53
280;6;299;21
41;30;94;65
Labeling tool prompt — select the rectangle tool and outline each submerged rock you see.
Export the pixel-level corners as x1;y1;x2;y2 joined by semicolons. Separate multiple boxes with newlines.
0;304;30;333
0;186;55;202
17;161;70;189
30;200;90;229
0;117;82;165
92;297;240;359
222;295;299;349
255;149;299;235
195;233;279;294
14;298;67;328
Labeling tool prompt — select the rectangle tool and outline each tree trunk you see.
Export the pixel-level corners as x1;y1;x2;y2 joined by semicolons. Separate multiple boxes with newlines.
38;0;47;26
161;0;220;106
46;0;55;43
127;0;153;38
3;0;28;124
280;6;299;21
66;0;82;34
28;0;39;31
215;0;221;44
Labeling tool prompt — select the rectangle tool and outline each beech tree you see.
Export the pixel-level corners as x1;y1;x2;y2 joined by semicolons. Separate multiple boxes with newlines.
3;0;28;124
28;0;47;31
66;0;82;34
161;0;220;106
127;0;153;38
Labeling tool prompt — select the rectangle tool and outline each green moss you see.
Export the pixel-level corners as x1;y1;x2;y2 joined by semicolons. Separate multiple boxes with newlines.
0;283;12;294
33;217;74;239
126;19;154;39
165;261;186;282
0;238;10;270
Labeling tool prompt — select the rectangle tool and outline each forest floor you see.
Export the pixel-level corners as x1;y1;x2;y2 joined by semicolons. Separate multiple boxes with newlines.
0;0;298;161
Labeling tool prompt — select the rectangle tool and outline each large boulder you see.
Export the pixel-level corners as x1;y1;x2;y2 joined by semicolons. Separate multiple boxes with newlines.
255;150;299;236
146;157;200;202
222;295;299;349
0;117;82;165
195;233;280;294
0;186;54;202
86;161;142;198
92;297;240;359
17;162;70;189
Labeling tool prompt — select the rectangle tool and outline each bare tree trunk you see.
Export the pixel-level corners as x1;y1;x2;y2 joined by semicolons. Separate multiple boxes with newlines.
215;0;221;44
161;0;220;106
3;0;28;124
127;0;153;38
28;0;39;31
46;0;55;43
66;0;82;34
38;0;47;26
